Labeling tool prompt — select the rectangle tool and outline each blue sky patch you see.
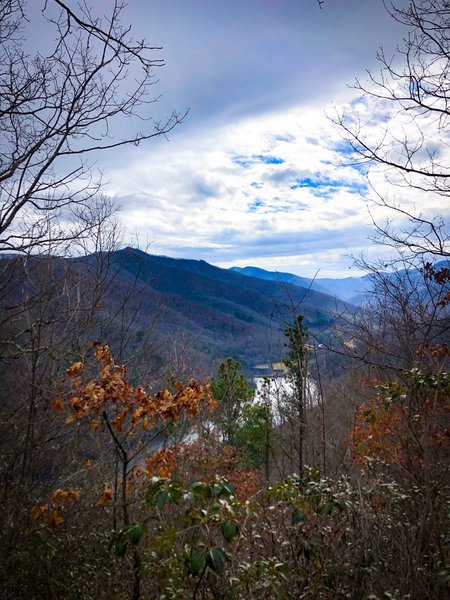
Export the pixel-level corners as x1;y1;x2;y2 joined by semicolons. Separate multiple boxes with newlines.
291;177;321;189
334;140;356;157
233;155;253;168
334;141;369;174
248;199;265;212
233;154;284;168
254;154;284;165
291;175;368;197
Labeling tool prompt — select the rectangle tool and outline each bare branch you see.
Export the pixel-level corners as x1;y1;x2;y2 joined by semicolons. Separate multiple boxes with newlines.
0;0;185;253
332;0;450;260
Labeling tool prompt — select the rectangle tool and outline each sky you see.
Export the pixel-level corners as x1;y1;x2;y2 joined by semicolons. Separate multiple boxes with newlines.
63;1;445;276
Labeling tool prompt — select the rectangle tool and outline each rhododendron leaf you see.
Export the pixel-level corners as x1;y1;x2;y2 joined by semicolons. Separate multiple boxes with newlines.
221;521;238;543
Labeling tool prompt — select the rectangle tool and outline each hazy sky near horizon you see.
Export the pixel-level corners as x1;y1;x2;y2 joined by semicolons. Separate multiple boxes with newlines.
79;1;439;277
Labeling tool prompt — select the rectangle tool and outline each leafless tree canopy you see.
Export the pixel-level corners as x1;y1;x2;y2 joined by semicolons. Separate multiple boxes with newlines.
334;0;450;259
0;0;185;253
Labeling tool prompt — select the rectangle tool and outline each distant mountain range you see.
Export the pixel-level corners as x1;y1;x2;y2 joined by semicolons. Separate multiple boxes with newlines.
95;248;351;371
230;260;450;306
0;248;351;377
229;266;373;304
3;249;448;379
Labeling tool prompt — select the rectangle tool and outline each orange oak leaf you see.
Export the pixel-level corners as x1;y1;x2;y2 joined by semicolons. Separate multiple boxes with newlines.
51;397;64;412
49;509;64;530
97;487;113;506
31;503;49;519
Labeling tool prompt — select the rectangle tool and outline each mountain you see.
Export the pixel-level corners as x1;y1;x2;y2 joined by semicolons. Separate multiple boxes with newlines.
78;248;351;371
313;275;373;303
0;248;352;379
229;266;331;295
231;260;450;305
6;249;445;383
230;265;373;303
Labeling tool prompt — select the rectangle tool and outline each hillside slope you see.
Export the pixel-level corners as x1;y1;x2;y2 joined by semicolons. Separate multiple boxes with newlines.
75;248;349;370
0;248;350;379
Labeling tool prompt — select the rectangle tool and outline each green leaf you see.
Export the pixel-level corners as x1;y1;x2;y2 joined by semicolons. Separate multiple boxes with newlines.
291;509;307;524
187;550;206;576
113;538;128;557
362;410;376;425
303;537;322;559
128;524;144;545
189;482;206;497
221;520;238;543
438;568;450;584
211;483;223;497
206;547;227;573
208;505;221;517
145;480;163;504
316;500;335;515
221;480;235;496
357;442;367;455
34;527;52;545
155;490;170;509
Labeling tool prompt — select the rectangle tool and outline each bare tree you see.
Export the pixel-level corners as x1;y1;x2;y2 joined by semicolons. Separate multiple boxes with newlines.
0;0;185;253
334;0;450;259
328;0;450;396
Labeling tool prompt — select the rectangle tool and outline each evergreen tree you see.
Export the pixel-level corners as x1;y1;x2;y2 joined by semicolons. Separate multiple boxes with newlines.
210;357;254;445
284;315;309;473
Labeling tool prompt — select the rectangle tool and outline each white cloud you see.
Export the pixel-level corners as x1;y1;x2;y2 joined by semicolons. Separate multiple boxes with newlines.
107;102;381;276
106;69;449;278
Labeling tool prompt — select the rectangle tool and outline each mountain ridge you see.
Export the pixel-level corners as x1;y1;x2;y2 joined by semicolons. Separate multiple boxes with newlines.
70;247;350;372
230;265;372;302
230;259;450;304
0;248;353;378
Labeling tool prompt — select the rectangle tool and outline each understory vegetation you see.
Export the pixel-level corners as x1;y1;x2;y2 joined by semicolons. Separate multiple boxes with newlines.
0;297;448;599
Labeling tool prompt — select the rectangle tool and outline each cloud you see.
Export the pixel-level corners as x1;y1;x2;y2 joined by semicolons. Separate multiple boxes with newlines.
21;1;447;276
115;1;404;135
107;102;379;276
97;1;447;277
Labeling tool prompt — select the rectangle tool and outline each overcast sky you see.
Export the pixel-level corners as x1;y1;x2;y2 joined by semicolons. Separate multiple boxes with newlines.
85;1;427;276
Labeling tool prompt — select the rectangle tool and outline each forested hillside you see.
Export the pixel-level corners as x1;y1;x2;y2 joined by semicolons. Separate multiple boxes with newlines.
0;247;349;379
